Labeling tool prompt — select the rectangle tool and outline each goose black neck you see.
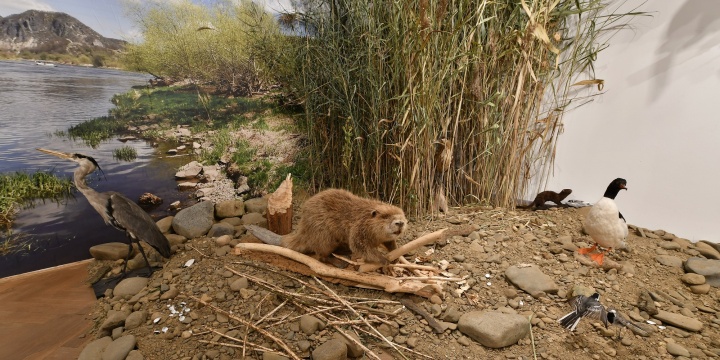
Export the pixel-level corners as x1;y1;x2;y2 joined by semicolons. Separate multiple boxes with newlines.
603;178;626;199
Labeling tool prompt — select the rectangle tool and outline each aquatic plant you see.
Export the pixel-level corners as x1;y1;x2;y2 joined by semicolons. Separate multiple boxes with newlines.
0;171;73;229
113;146;138;162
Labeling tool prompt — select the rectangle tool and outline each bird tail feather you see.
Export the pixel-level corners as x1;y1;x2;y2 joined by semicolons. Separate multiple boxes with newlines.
558;311;583;331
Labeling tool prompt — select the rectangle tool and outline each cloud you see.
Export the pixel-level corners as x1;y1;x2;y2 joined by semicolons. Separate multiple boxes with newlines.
0;0;54;15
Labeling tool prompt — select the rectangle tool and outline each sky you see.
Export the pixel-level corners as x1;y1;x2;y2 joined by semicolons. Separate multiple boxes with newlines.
0;0;293;41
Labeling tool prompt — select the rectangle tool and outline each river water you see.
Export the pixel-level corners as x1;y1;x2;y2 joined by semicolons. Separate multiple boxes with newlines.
0;60;188;278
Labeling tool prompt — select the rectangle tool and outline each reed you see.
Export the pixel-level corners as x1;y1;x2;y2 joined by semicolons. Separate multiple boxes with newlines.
113;146;138;162
283;0;644;214
0;171;73;229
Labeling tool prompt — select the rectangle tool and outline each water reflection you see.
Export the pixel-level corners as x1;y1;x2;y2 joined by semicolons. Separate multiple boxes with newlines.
0;60;189;278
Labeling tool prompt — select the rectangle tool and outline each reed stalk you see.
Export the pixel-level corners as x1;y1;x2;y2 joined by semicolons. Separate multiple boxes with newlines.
282;0;644;214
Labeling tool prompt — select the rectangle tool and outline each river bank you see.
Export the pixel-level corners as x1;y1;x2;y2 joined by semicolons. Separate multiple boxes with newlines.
74;202;720;360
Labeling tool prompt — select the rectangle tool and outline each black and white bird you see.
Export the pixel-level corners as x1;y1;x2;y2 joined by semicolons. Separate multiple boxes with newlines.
579;178;628;265
559;293;645;337
558;293;608;331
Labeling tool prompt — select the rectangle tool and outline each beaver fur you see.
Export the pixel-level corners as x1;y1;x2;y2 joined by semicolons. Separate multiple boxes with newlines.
518;189;572;210
281;189;407;265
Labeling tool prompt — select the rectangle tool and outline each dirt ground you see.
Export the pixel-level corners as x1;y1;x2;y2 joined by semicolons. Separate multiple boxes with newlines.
85;202;720;360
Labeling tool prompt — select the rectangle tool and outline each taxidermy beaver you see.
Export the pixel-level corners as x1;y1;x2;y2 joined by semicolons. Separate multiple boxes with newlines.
259;189;408;265
518;189;573;210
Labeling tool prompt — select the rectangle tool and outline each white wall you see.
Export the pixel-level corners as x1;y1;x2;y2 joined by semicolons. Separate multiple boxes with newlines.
545;0;720;241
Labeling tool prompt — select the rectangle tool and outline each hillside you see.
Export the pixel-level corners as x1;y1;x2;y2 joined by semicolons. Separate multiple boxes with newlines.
0;10;125;65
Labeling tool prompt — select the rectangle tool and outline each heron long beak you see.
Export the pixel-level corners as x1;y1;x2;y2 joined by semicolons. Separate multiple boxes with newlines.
37;148;75;160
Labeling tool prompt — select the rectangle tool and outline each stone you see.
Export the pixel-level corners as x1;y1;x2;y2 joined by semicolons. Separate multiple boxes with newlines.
245;197;268;214
160;287;179;300
175;161;202;179
177;182;197;190
655;255;683;268
114;277;148;298
666;342;690;357
124;310;146;330
442;306;463;323
690;283;711;294
241;212;268;228
156;216;174;233
312;339;347;360
172;201;215;238
101;335;136;360
100;310;128;332
216;235;232;246
230;278;249;291
695;241;720;259
215;199;246;218
505;264;559;296
300;315;325;335
263;353;289;360
126;350;144;360
138;193;162;207
207;223;235;238
333;330;364;358
165;234;187;247
458;311;530;348
78;336;113;360
652;310;703;332
681;273;706;285
89;243;130;261
220;217;243;226
685;257;720;287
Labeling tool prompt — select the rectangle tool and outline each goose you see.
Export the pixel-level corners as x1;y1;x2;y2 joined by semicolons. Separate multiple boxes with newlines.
579;178;628;265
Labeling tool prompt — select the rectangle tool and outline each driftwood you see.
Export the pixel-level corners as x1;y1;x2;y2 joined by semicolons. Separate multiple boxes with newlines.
399;298;445;334
267;174;293;235
234;243;443;298
358;228;447;273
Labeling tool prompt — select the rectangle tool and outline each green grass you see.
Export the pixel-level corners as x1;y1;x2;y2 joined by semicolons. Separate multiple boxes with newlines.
113;146;138;162
67;116;126;148
0;171;73;230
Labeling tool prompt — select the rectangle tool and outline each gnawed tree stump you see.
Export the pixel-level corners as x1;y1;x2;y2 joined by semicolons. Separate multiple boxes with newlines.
267;174;293;235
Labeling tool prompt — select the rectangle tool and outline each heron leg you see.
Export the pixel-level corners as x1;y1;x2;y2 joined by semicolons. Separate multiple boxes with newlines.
120;241;134;276
134;239;154;277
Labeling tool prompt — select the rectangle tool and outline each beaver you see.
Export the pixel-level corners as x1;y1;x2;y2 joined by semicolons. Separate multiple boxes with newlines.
518;189;573;210
280;189;407;265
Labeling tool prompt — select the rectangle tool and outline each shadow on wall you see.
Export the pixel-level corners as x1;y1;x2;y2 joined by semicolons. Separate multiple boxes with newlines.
627;0;720;102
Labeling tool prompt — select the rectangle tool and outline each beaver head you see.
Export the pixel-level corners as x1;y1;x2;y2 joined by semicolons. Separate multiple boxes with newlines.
370;203;407;238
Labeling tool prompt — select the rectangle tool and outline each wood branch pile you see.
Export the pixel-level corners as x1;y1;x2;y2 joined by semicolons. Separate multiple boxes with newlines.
189;264;435;360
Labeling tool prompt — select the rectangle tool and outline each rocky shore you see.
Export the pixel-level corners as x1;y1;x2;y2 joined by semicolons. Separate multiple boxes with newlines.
76;198;720;360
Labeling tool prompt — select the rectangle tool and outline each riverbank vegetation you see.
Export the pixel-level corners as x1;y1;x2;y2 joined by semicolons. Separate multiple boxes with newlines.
0;48;123;68
113;146;138;162
115;0;641;215
0;171;73;230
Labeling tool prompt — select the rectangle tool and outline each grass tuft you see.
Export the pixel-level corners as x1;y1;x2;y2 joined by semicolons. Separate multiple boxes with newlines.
0;171;73;229
113;146;138;162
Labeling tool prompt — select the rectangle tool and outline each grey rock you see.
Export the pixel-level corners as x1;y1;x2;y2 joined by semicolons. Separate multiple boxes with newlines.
89;243;129;261
655;255;683;268
311;339;347;360
333;330;364;358
241;212;268;227
230;278;249;291
114;277;148;298
156;216;174;233
101;335;136;360
263;353;289;360
100;310;128;332
215;199;246;218
680;273;705;285
175;161;202;179
111;326;124;340
245;197;268;214
124;310;146;330
505;264;559;296
442;306;463;323
165;234;187;247
220;217;243;226
684;257;720;287
126;350;144;360
458;311;530;348
299;315;325;335
172;200;215;238
78;336;113;360
695;241;720;260
207;223;235;238
666;342;690;357
653;310;703;332
177;182;197;190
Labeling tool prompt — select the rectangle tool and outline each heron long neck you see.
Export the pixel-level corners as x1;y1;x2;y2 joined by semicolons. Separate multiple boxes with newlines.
73;163;111;225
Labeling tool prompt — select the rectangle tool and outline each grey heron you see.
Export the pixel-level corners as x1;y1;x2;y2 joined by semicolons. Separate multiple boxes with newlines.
37;148;171;277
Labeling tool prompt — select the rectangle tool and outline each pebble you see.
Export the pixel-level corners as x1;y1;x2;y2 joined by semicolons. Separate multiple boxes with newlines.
666;342;691;357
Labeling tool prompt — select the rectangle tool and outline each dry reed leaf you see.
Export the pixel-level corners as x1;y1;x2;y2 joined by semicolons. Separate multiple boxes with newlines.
572;79;605;91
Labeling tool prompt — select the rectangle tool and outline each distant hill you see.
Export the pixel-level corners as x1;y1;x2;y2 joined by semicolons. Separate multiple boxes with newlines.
0;10;125;54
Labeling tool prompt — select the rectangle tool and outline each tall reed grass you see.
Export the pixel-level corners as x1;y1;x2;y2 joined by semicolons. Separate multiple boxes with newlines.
283;0;644;214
